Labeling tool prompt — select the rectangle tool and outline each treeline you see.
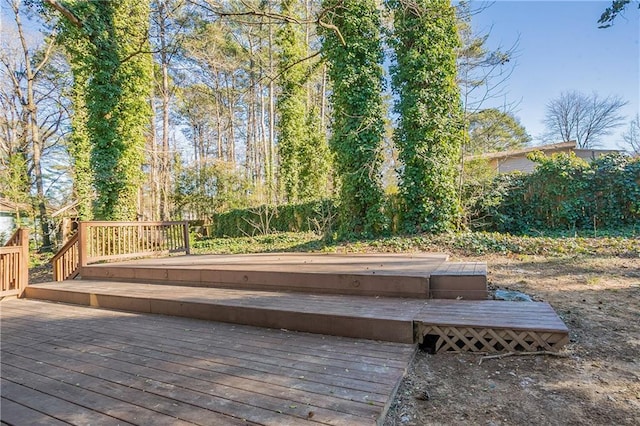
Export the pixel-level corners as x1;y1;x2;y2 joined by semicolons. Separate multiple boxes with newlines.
1;0;526;248
204;153;640;238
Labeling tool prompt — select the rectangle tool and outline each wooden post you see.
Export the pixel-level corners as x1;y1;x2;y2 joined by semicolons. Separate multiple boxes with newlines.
183;221;191;255
78;221;88;271
18;228;29;297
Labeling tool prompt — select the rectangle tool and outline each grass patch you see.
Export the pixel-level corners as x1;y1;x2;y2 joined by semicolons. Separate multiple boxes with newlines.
192;231;639;258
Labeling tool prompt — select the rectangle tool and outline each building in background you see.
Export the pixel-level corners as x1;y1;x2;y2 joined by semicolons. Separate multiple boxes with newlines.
472;141;622;174
0;198;29;243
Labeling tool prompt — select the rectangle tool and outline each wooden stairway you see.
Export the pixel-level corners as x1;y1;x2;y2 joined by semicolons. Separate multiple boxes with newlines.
24;253;569;352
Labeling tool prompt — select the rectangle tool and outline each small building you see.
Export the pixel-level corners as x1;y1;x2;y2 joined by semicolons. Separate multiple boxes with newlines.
0;198;29;243
474;141;621;174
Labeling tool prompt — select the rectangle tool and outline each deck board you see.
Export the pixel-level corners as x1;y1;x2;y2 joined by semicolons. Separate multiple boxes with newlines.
81;253;460;299
416;299;569;333
1;299;415;425
25;280;568;335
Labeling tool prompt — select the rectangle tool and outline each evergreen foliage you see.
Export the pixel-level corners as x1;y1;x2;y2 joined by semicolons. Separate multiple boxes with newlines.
66;69;93;220
173;161;250;220
55;0;153;220
466;109;530;154
389;0;464;233
321;0;387;236
467;153;640;233
276;0;330;203
205;199;336;238
276;0;306;202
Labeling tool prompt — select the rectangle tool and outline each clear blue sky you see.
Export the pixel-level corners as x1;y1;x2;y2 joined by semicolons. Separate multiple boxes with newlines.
469;0;639;149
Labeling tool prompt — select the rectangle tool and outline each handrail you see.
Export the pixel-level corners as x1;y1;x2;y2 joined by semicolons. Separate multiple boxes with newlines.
52;232;80;281
5;228;22;246
1;228;29;296
50;221;190;281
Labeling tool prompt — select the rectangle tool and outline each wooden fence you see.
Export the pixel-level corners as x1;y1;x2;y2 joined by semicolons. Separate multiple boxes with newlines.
53;221;190;281
1;228;29;297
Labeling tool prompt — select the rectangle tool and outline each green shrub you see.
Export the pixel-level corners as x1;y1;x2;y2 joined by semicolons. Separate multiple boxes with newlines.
466;152;640;234
206;199;337;238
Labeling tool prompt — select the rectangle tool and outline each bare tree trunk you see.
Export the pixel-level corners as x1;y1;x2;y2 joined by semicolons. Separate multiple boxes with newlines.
320;64;327;130
10;0;55;249
159;1;171;220
215;70;223;159
226;74;236;164
268;13;275;202
149;97;160;220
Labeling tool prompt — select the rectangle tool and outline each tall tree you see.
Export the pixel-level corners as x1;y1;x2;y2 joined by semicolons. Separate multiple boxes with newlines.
276;0;330;203
321;0;387;236
276;0;306;202
466;108;530;154
48;0;154;220
150;0;187;220
543;91;628;148
1;0;61;248
61;26;93;220
455;1;518;195
456;1;516;119
389;0;464;232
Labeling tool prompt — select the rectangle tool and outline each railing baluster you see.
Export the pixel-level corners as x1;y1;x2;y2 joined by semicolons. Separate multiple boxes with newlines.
1;228;29;295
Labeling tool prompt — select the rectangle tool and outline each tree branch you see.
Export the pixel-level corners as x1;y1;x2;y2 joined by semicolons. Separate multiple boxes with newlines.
43;0;82;28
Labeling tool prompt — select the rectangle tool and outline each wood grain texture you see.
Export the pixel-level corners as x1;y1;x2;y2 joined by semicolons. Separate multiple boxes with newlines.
1;299;416;426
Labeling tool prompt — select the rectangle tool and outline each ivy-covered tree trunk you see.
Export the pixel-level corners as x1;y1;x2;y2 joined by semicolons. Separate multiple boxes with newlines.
67;69;93;220
321;0;387;236
389;0;463;232
276;0;305;202
87;1;152;220
276;0;330;203
54;0;152;220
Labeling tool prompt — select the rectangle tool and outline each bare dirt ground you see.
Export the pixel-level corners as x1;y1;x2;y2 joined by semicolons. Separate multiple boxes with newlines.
385;254;640;426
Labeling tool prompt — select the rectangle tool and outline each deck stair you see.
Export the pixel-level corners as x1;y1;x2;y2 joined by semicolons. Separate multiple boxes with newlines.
25;253;569;353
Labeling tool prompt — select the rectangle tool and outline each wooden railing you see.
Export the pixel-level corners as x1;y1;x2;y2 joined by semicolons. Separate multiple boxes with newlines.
52;233;79;281
1;228;29;297
52;221;190;281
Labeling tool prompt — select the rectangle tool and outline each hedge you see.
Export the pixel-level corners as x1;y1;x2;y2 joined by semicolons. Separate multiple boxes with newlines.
200;153;639;238
467;153;640;234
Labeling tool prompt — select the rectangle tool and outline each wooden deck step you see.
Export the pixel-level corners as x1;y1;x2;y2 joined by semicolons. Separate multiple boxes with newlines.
25;281;421;343
24;281;569;351
414;299;569;353
80;253;451;299
429;262;488;299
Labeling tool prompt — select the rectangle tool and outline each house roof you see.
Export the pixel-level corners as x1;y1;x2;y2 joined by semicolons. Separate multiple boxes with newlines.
0;198;30;213
469;141;577;162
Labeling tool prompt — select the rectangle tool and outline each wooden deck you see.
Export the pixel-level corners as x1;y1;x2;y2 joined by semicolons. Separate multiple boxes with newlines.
79;253;488;299
23;280;569;350
0;298;416;425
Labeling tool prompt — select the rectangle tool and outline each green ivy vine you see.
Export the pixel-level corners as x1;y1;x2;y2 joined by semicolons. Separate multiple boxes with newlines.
388;0;463;233
321;0;387;236
55;0;153;220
